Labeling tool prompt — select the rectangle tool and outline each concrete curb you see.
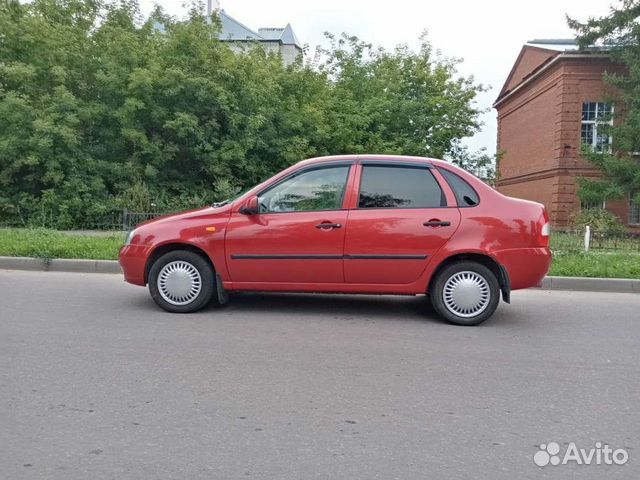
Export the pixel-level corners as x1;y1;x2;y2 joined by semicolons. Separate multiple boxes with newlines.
0;256;637;293
0;256;121;274
537;276;640;294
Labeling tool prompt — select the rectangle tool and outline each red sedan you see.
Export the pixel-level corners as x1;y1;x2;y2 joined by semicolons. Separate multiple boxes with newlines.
119;155;551;326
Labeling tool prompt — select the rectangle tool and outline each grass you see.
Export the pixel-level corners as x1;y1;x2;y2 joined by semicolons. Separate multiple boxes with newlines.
0;228;639;279
550;231;640;278
550;252;640;278
0;228;124;261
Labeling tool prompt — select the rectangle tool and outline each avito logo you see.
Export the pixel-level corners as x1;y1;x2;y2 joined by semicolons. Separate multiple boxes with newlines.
534;442;628;467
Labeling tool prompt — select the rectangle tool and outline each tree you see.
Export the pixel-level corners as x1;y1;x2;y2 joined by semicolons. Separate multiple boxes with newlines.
447;143;497;185
0;0;488;229
315;33;486;159
567;1;640;209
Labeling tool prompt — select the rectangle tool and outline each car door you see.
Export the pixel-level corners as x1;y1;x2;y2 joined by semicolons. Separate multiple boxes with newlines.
225;163;353;284
343;162;460;284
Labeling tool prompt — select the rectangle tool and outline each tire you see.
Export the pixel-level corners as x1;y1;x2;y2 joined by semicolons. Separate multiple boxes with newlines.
430;261;500;326
148;250;216;313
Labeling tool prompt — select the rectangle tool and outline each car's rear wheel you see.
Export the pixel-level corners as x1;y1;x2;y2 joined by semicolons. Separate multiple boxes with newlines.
148;250;215;313
430;261;499;326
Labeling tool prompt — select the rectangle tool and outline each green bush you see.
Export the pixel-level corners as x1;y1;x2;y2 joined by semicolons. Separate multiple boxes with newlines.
569;208;627;234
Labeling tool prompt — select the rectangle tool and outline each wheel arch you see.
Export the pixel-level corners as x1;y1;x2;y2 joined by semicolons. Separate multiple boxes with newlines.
145;242;216;285
427;252;511;303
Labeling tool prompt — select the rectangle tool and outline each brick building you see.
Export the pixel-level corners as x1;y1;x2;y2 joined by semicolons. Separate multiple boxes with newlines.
494;39;639;230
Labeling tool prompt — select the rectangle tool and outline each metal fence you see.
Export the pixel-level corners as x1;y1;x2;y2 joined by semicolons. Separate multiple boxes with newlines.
76;209;169;231
552;228;640;253
120;209;167;231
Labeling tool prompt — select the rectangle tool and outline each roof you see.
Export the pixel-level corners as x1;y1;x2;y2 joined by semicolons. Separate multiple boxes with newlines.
218;9;263;41
494;39;612;107
216;11;302;47
259;24;302;48
526;38;580;51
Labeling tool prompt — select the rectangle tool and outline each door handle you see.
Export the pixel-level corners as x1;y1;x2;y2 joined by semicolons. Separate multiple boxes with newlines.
423;220;451;227
315;223;342;229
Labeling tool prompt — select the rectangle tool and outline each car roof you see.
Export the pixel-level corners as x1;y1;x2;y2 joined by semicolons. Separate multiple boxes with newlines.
297;154;450;168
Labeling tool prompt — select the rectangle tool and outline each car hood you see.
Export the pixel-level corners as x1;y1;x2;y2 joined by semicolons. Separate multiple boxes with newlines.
137;204;232;228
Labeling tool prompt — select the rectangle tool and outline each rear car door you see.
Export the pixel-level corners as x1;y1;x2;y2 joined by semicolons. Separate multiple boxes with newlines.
225;163;352;284
343;162;460;284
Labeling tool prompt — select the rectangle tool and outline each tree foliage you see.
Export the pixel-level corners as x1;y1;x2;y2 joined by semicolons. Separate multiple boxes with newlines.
0;0;486;228
568;1;640;208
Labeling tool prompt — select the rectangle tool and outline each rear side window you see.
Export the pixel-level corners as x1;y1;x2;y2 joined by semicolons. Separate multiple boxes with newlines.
358;165;445;209
438;168;480;207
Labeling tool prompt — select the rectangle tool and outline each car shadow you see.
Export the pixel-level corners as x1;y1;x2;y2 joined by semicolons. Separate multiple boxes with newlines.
219;292;446;324
127;290;525;328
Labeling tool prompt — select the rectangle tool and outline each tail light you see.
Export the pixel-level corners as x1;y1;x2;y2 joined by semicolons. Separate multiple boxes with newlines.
538;210;550;247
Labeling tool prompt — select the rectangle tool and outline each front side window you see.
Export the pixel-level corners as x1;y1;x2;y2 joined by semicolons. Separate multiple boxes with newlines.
358;165;444;209
258;165;350;213
581;102;613;153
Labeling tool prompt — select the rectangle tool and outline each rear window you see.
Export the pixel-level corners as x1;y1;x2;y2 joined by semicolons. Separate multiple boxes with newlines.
438;168;480;207
358;165;445;209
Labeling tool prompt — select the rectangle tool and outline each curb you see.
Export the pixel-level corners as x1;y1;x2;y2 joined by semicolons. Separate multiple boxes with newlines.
0;256;637;293
536;276;640;294
0;256;121;274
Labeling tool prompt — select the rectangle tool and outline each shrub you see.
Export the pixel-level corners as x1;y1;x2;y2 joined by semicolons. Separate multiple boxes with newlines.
570;208;627;234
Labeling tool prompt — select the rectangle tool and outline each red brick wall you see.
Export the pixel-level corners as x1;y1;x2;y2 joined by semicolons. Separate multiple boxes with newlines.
500;46;557;95
497;176;556;208
495;53;631;228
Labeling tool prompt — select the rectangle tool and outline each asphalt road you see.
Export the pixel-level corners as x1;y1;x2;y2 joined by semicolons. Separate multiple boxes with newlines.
1;270;639;480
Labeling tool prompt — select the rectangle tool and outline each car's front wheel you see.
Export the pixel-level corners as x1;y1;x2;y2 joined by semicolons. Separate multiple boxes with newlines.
148;250;215;313
430;261;499;326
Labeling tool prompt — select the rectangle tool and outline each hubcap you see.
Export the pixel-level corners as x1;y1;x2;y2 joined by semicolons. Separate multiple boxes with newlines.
157;261;202;306
442;270;490;318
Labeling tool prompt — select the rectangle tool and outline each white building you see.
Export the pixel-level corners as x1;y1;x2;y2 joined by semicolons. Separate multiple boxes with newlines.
211;1;303;66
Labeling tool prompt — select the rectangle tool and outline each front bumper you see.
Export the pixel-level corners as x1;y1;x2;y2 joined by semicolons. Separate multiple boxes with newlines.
493;247;552;290
119;245;152;286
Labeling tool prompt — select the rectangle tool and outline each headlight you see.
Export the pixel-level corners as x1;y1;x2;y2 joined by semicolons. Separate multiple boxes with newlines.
124;229;137;246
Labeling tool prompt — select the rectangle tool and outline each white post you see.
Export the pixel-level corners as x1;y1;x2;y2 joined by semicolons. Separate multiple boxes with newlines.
584;225;591;252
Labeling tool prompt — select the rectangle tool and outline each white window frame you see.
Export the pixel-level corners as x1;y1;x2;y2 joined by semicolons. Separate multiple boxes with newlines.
630;192;640;225
581;102;613;153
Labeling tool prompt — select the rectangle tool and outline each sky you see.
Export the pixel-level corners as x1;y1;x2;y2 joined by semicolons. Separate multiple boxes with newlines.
139;0;616;156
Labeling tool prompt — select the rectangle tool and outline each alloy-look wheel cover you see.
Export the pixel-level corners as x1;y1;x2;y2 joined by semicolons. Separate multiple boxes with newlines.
157;261;202;306
442;270;491;318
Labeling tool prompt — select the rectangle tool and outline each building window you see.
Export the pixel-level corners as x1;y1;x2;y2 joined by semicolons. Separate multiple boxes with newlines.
581;199;606;210
581;102;613;153
630;192;640;225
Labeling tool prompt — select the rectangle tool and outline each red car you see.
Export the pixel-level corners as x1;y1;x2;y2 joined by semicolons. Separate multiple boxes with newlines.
119;155;551;326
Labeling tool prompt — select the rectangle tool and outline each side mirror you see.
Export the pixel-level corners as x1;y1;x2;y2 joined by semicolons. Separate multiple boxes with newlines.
239;195;259;215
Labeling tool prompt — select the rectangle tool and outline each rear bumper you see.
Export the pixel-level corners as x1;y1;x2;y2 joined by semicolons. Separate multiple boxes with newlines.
493;247;552;290
119;245;151;286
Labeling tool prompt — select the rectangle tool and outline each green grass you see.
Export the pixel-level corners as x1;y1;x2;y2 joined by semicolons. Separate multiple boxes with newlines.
0;228;124;261
549;231;640;278
1;228;639;279
549;251;640;279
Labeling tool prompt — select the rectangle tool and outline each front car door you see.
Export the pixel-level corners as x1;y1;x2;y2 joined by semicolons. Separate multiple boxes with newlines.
225;162;353;284
343;162;461;284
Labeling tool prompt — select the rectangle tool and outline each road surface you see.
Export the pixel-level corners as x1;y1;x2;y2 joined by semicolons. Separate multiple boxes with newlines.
1;270;638;479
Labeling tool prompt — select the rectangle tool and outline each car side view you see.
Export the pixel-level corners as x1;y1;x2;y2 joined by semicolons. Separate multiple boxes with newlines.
119;155;552;326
